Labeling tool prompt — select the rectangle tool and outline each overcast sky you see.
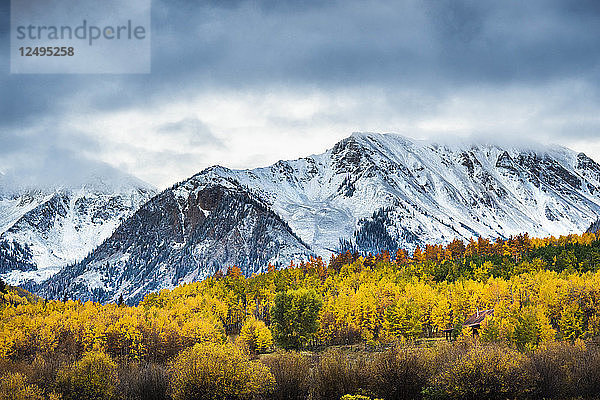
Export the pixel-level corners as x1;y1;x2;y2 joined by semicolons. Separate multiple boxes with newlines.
1;0;600;189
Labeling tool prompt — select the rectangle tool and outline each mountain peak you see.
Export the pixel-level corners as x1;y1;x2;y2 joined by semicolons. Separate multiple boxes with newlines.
0;164;154;197
350;131;384;140
0;166;156;286
9;132;600;304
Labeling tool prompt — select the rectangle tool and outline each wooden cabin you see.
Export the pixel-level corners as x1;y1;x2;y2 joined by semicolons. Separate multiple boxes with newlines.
442;308;494;340
463;309;494;335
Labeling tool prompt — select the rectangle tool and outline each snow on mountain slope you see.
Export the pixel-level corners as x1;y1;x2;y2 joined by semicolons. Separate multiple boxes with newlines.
0;191;48;235
0;173;155;285
36;133;600;303
38;181;313;304
192;133;600;255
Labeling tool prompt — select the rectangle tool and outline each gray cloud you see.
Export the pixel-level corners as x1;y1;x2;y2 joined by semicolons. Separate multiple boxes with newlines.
1;0;599;188
0;141;148;194
157;117;224;148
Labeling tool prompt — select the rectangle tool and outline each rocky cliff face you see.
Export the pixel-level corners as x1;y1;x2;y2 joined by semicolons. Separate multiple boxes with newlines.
37;179;313;304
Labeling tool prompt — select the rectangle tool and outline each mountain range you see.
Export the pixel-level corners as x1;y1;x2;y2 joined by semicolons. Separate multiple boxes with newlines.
3;133;600;303
0;172;155;285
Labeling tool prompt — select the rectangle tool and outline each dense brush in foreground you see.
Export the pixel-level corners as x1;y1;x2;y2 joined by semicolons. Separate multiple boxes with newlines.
3;231;600;399
2;341;600;400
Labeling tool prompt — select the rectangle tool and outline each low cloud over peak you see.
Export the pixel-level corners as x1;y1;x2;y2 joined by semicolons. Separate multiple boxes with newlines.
1;0;599;188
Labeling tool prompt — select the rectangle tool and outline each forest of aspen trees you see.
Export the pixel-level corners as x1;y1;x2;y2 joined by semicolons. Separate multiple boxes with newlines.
3;232;600;400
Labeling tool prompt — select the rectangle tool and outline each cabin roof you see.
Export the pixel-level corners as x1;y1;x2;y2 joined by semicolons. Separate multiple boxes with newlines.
463;309;494;327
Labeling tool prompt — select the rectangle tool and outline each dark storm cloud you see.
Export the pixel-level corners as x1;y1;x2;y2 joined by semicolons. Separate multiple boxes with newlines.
0;129;132;192
1;0;599;187
151;0;600;85
3;0;599;123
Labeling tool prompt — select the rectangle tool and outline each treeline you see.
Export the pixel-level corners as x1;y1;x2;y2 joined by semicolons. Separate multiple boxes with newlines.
3;231;600;399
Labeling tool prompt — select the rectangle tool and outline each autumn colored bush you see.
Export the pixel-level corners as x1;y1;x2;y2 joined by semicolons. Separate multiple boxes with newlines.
312;349;371;400
369;345;433;400
260;351;311;400
237;316;273;354
427;344;539;400
57;351;118;400
170;342;275;400
531;340;600;399
4;340;600;400
0;372;44;400
117;362;170;400
27;353;73;398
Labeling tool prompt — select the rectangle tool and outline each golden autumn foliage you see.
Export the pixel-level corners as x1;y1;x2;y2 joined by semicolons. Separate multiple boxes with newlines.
56;351;117;400
3;230;600;361
430;345;538;400
259;351;311;400
0;289;226;361
170;342;275;400
0;372;44;400
1;231;600;397
2;232;600;400
237;316;273;354
340;396;382;400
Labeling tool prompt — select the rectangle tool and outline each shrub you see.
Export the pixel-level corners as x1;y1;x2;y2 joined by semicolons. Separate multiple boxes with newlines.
117;362;170;400
238;317;273;354
428;344;538;400
170;342;275;400
57;350;118;400
312;349;370;400
260;351;311;400
369;345;433;400
427;341;469;376
532;341;600;399
27;353;72;397
0;372;44;400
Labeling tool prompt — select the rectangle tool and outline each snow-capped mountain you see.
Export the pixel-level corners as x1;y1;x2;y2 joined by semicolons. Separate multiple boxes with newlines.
194;133;600;255
39;180;313;304
0;173;155;285
38;133;600;303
